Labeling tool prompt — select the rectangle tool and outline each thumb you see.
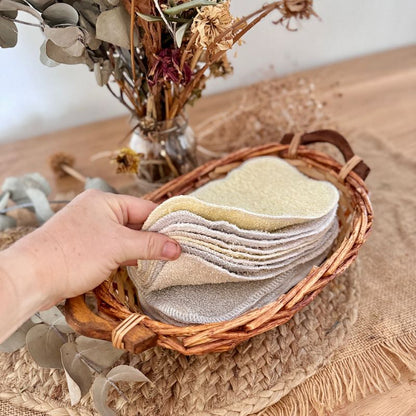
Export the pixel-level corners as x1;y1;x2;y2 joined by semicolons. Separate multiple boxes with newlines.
116;227;181;264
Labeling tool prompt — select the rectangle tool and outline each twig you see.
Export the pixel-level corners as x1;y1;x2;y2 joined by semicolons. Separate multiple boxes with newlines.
5;17;43;28
153;0;177;46
130;0;137;85
173;2;281;113
0;200;71;214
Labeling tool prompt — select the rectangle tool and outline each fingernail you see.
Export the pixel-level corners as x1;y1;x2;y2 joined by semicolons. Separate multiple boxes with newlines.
162;241;180;259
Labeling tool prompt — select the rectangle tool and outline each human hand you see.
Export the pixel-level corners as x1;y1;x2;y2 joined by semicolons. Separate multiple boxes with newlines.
0;190;181;340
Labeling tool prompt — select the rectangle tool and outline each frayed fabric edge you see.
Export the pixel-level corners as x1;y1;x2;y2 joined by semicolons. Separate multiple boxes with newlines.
258;332;416;416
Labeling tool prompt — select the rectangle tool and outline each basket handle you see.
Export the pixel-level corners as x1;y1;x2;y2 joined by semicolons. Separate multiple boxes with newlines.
281;130;370;181
65;295;157;354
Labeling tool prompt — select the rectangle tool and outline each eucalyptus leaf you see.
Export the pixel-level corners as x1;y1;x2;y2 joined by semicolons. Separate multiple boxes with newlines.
163;0;218;16
26;324;67;369
31;306;74;333
44;26;84;48
2;179;53;223
61;342;93;405
31;306;64;325
26;0;54;12
0;320;34;353
96;6;137;49
92;365;150;416
92;0;116;12
42;3;79;26
65;370;83;407
84;31;101;50
94;60;112;87
84;177;117;193
24;187;54;223
46;39;86;64
0;0;42;21
63;39;85;57
175;21;190;48
0;214;17;231
22;172;51;195
2;173;50;207
136;12;163;22
40;39;59;66
0;9;17;18
0;16;17;48
91;375;115;416
76;336;124;369
113;58;123;81
73;0;100;25
0;191;9;211
107;365;150;383
78;15;101;50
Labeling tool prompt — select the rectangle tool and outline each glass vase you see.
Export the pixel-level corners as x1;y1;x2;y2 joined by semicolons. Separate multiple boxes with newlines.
129;115;197;188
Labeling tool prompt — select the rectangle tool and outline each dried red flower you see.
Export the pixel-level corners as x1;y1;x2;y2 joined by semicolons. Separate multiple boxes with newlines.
148;48;192;86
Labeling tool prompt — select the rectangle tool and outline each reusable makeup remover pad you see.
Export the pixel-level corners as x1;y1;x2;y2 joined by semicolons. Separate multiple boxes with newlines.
128;156;340;325
129;221;339;296
153;217;336;260
137;251;331;325
147;207;337;254
143;157;339;232
168;223;337;271
129;221;338;292
147;206;338;244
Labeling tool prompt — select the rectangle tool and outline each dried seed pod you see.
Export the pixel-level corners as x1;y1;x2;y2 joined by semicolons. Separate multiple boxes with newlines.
49;152;86;182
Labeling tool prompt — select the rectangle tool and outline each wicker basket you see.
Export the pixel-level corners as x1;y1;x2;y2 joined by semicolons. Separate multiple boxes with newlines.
65;130;373;356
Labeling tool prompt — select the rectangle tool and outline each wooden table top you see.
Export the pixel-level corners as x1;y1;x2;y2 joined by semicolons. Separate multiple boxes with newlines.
1;45;415;415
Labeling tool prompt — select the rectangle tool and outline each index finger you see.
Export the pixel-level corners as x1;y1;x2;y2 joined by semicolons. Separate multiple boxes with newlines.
113;194;159;226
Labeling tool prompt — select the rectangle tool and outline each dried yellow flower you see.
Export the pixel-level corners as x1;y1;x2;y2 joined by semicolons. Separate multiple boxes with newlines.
113;147;142;174
191;1;234;52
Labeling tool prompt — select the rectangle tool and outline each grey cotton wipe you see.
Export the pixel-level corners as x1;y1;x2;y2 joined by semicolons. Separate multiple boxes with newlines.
137;251;330;325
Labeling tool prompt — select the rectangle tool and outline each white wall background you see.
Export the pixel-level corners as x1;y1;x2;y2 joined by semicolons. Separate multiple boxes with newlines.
0;0;415;143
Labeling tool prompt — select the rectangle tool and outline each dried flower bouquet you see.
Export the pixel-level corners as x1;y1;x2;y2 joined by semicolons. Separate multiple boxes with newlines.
0;0;316;180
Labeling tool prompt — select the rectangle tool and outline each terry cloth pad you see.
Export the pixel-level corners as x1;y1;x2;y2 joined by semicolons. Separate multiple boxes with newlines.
137;251;330;325
149;206;335;255
172;223;337;272
143;157;339;232
152;217;336;260
137;222;339;279
129;222;338;324
146;206;337;245
129;221;338;292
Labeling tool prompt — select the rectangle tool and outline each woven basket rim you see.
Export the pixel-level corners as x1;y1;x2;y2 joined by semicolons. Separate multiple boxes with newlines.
66;133;373;355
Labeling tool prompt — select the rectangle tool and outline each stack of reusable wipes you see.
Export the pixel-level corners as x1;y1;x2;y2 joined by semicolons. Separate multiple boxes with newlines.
128;157;340;326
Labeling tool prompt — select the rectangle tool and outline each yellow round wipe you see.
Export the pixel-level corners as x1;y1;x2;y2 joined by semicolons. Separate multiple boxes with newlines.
144;157;339;232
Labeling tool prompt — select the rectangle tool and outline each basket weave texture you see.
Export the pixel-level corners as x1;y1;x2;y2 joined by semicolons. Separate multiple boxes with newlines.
65;130;373;355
